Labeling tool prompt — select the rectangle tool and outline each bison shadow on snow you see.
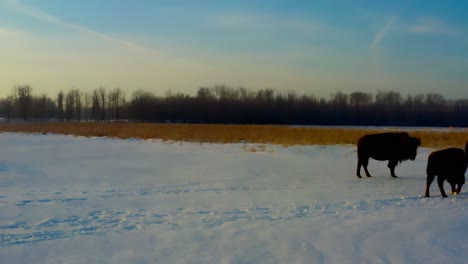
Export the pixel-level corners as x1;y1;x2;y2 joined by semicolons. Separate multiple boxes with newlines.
356;132;421;178
425;143;468;198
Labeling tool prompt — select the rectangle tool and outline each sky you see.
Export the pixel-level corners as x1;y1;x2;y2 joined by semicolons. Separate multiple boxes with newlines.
0;0;467;99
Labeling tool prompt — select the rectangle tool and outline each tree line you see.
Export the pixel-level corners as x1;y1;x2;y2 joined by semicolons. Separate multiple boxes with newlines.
1;84;467;127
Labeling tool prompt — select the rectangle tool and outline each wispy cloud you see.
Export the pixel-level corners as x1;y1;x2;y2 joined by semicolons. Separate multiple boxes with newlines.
370;16;397;50
3;0;155;53
408;17;459;37
210;12;321;35
369;16;397;75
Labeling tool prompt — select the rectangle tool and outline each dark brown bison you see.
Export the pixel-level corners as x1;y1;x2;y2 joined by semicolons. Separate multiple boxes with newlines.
356;132;421;178
425;143;468;197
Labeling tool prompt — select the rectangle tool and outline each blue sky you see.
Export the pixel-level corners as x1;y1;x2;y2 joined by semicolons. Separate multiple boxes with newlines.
0;0;467;99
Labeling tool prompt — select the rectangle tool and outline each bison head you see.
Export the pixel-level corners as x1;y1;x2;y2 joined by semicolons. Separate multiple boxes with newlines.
402;137;421;161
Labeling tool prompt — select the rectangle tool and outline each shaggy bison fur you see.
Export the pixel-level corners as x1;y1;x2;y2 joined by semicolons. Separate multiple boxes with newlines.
356;132;421;178
425;143;468;197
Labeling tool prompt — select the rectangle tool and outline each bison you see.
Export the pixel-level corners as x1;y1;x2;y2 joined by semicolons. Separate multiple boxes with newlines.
425;143;468;198
356;132;421;178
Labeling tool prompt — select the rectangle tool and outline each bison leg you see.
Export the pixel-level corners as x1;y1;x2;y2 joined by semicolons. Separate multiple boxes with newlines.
457;176;465;195
362;158;372;177
356;160;362;178
357;156;371;178
455;183;464;195
425;172;435;197
450;182;457;195
437;177;448;198
388;160;398;178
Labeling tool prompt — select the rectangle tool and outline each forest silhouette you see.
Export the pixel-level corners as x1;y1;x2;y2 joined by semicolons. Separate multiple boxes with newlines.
1;84;467;127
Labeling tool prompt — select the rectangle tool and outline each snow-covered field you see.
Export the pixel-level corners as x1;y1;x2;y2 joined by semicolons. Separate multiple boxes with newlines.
0;133;466;263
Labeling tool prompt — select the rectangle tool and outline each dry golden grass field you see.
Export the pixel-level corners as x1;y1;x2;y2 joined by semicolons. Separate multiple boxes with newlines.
0;122;467;149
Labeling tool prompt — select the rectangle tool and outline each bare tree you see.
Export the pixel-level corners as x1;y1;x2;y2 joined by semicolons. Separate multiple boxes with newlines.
14;85;33;121
350;92;372;107
375;91;401;105
0;96;14;121
83;92;91;122
330;92;349;106
197;87;214;100
108;88;125;121
425;93;446;106
57;90;65;121
91;89;101;121
65;90;75;121
98;87;107;121
73;89;82;121
35;94;48;120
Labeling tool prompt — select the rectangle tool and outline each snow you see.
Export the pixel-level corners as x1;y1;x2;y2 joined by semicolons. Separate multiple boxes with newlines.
0;133;467;263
